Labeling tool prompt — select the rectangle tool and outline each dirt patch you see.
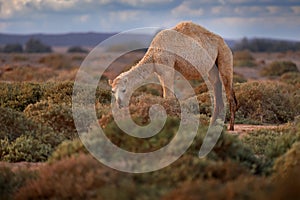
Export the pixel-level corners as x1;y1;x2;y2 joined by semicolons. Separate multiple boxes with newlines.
228;124;280;137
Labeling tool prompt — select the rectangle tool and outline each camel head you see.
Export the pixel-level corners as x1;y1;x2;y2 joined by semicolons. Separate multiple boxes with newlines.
109;77;128;108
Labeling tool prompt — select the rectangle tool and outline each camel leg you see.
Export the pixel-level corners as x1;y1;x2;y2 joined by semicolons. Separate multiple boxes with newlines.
154;54;176;99
156;67;175;98
216;42;237;131
208;64;224;125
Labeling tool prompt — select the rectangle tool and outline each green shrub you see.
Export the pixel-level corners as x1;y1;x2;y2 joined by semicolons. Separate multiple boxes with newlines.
0;107;64;162
242;128;285;157
48;139;88;162
1;135;53;162
207;133;265;174
98;116;263;173
273;142;300;179
67;46;88;53
25;38;52;53
0;107;37;141
266;118;300;160
235;81;296;124
0;82;42;111
41;81;111;105
261;61;298;77
0;107;61;144
24;100;76;139
233;50;256;67
100;117;179;153
41;81;74;104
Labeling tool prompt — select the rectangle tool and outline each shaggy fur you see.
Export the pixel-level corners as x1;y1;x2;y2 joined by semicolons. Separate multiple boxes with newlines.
110;21;237;130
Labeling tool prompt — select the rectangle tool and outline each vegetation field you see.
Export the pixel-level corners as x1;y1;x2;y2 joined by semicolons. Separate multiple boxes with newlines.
0;49;299;199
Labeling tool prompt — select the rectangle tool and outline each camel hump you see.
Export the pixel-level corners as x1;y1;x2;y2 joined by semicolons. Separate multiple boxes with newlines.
173;21;217;36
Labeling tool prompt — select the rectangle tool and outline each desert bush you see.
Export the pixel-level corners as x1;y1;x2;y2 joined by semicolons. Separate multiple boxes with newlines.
133;84;162;96
1;135;53;162
24;100;76;139
41;81;111;104
98;115;263;173
235;81;296;124
3;43;23;53
71;54;85;61
241;119;300;175
206;132;265;174
48;139;88;162
67;46;88;53
41;81;74;104
273;142;300;179
162;176;269;200
233;73;247;83
197;92;212;116
261;61;298;77
280;72;300;86
0;82;42;111
0;107;64;162
270;158;300;200
25;38;52;53
0;66;57;82
39;54;72;69
100;117;179;153
15;154;136;200
242;128;286;157
0;107;44;141
233;50;256;67
12;55;28;61
0;166;36;200
96;87;112;104
267;118;300;160
98;94;181;127
142;155;250;189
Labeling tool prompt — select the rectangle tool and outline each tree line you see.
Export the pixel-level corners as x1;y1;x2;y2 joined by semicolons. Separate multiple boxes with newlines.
0;38;88;53
233;37;300;52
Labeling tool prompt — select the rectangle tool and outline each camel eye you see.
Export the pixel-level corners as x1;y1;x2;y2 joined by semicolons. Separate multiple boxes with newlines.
122;89;126;93
112;90;115;94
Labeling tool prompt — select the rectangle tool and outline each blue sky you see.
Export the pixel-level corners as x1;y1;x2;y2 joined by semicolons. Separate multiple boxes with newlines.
0;0;299;40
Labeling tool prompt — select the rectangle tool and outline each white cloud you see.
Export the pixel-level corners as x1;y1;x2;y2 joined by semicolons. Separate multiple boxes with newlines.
291;6;300;14
78;14;90;23
109;10;142;22
0;0;299;40
234;6;266;16
120;0;174;6
171;1;204;17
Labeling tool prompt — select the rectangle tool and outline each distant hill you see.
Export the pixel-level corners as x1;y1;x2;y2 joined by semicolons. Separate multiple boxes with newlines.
0;32;117;47
0;32;237;48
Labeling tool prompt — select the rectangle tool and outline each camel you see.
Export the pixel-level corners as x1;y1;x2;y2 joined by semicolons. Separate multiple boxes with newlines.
109;21;237;130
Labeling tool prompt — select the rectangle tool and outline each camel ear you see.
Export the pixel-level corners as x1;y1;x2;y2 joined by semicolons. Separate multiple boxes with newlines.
108;79;113;86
